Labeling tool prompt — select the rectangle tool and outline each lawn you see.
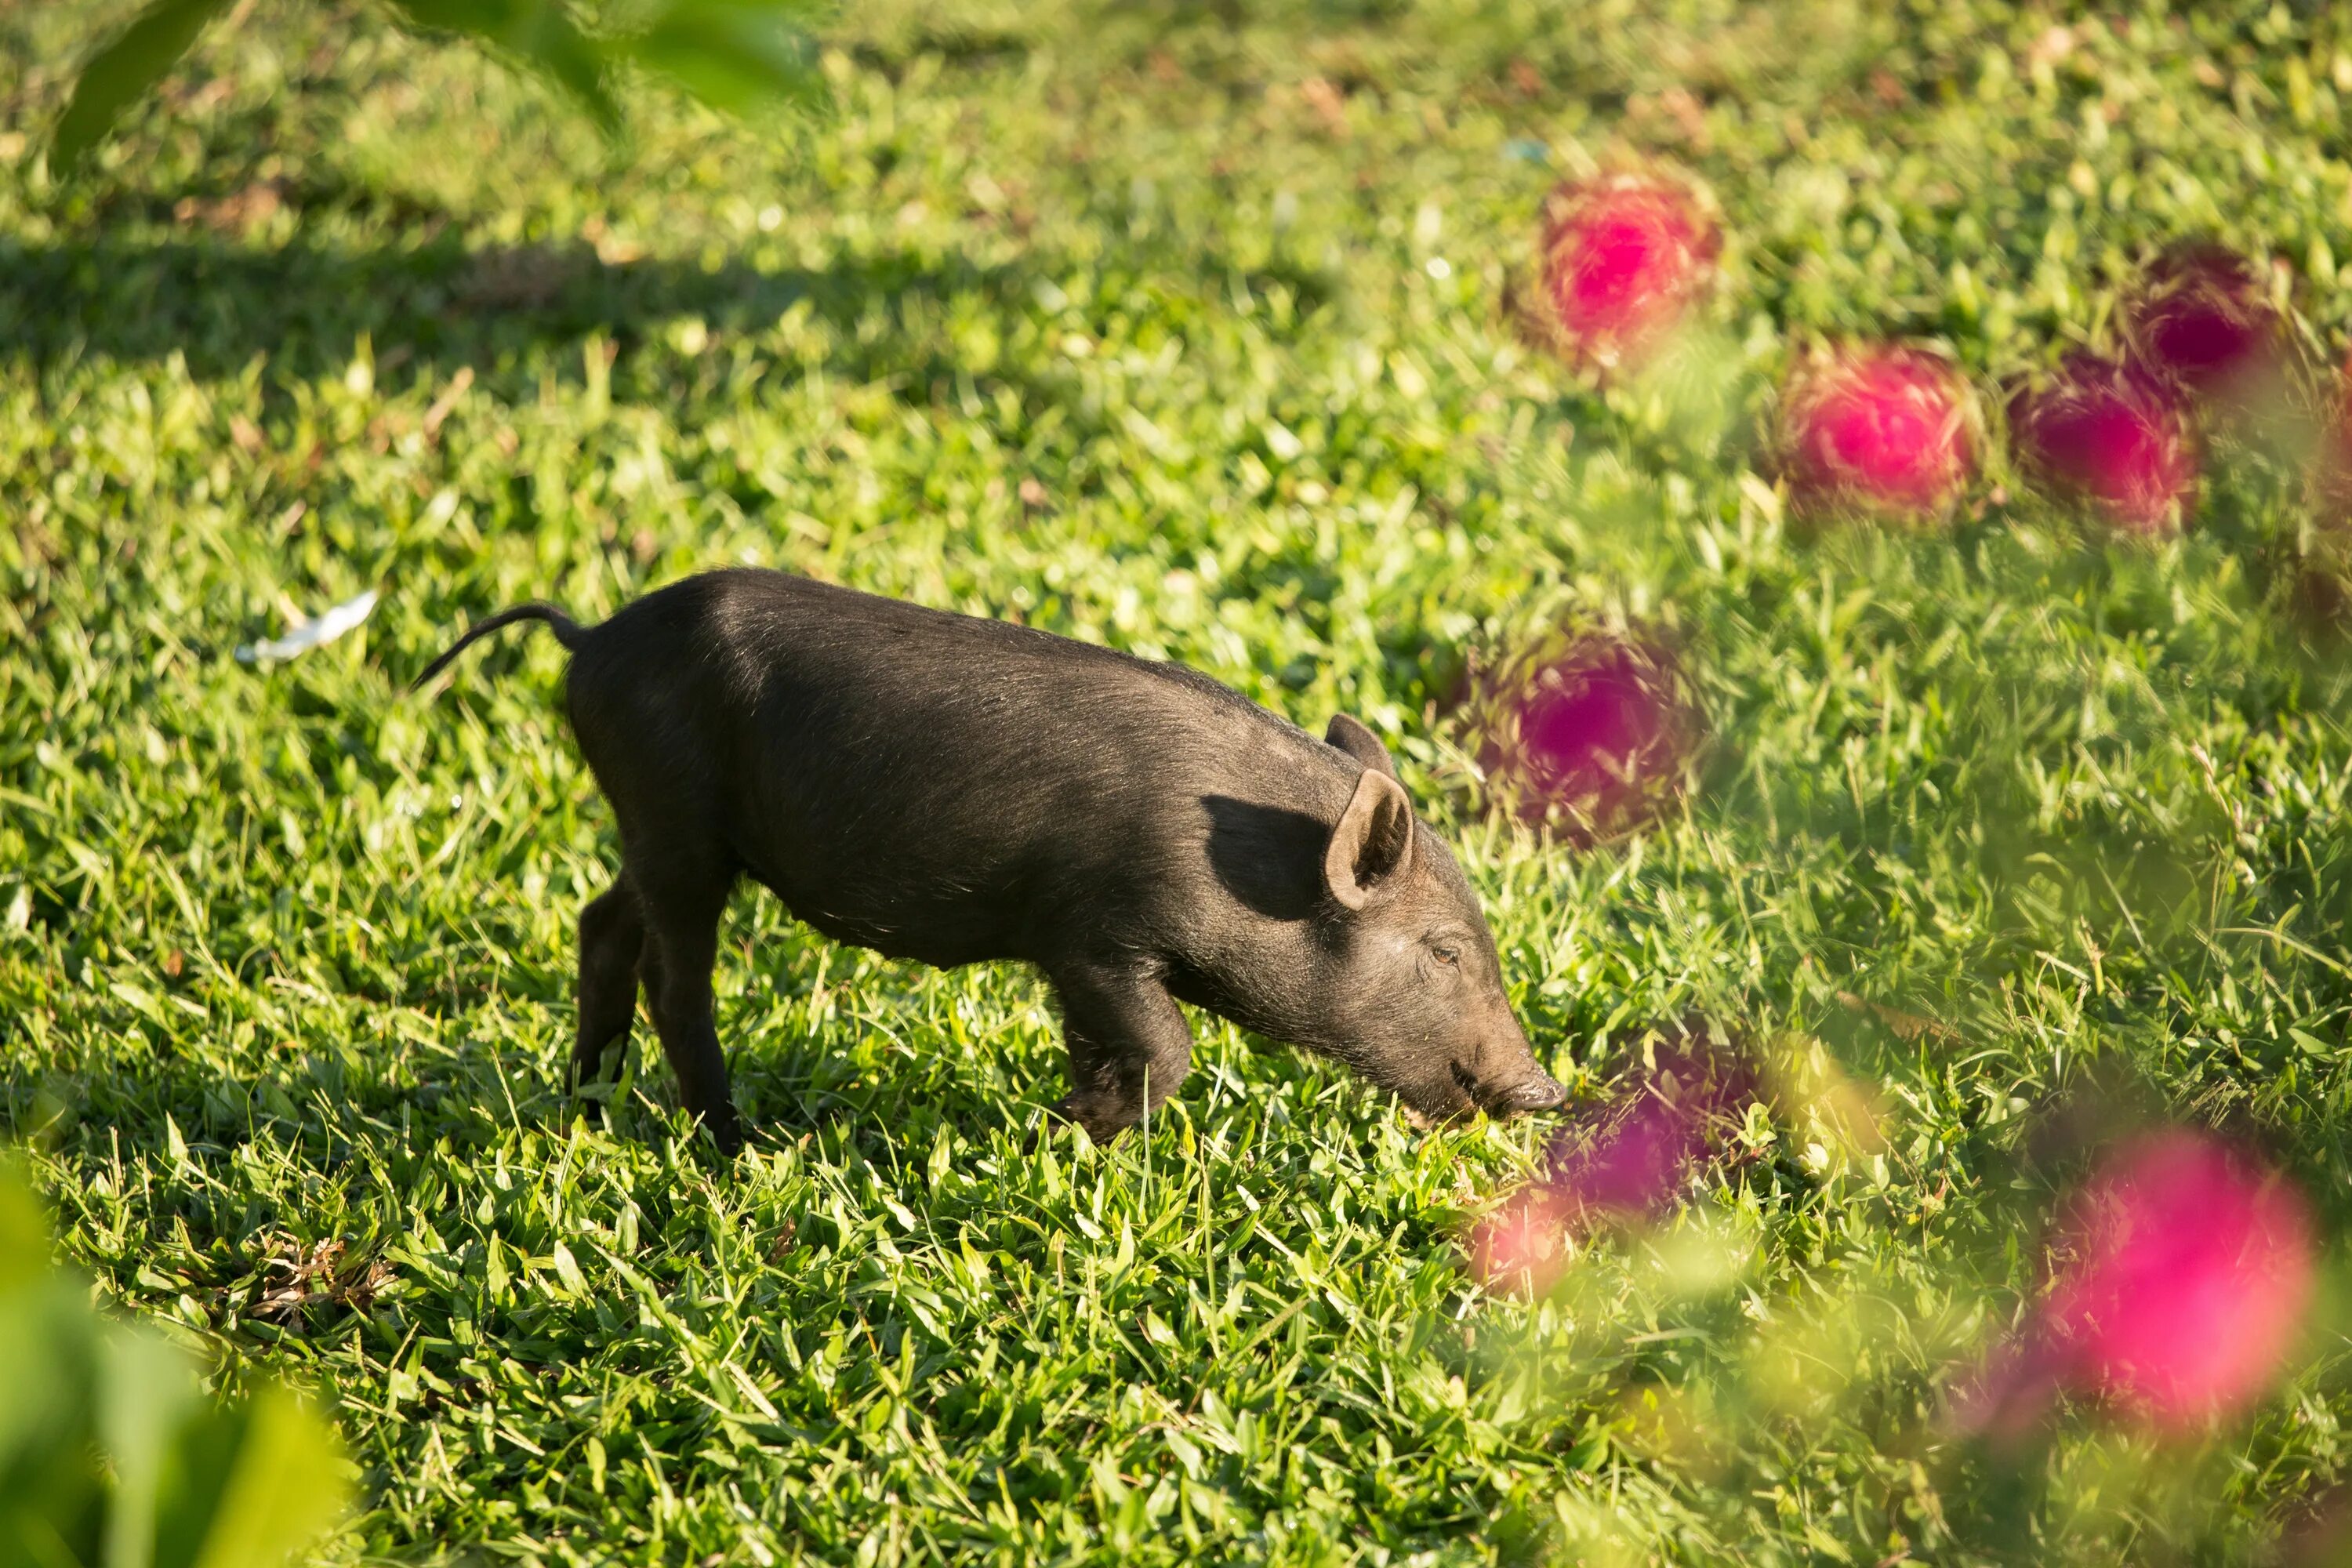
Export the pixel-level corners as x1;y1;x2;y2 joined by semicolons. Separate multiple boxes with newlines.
9;0;2352;1562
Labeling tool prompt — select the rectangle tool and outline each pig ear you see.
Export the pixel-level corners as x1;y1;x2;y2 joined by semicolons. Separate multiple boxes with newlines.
1324;769;1416;910
1324;713;1397;778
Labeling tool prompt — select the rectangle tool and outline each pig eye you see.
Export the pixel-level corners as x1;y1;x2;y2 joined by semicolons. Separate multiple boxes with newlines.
1430;943;1461;966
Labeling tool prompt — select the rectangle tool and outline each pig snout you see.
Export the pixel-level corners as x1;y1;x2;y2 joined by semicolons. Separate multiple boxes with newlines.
1492;1070;1567;1115
1459;1062;1565;1119
1472;1008;1566;1118
1443;1042;1566;1120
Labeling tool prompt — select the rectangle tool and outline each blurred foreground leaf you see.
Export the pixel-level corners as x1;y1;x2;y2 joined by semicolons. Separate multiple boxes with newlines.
387;0;624;133
0;1163;347;1568
48;0;828;174
47;0;234;172
621;0;826;115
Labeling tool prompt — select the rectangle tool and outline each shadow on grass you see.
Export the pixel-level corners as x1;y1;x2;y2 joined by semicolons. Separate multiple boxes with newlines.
0;234;1011;379
0;995;973;1194
0;227;1339;386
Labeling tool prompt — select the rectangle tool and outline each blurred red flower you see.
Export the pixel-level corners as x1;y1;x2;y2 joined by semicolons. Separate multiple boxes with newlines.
1547;1054;1748;1221
1468;1039;1753;1294
2048;1130;2314;1428
2125;244;2278;398
1519;652;1664;801
1483;635;1693;837
1965;1129;2314;1439
1782;346;1974;523
2009;354;2198;532
1536;174;1718;371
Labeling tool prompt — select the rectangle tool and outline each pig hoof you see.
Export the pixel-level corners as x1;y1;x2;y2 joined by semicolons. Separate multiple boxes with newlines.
1042;1096;1125;1147
699;1109;746;1158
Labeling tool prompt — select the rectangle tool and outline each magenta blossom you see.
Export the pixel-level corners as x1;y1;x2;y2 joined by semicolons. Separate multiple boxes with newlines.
2009;354;2199;532
1468;1040;1753;1294
2125;244;2278;398
1965;1129;2314;1439
1537;174;1719;371
1488;637;1692;837
1783;346;1975;523
1545;1066;1730;1221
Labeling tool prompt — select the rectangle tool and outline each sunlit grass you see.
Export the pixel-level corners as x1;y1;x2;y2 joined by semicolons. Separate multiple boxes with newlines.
9;0;2352;1562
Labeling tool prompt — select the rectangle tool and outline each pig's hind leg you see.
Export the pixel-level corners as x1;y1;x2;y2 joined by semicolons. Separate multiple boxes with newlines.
630;855;747;1156
1048;961;1194;1142
569;882;645;1099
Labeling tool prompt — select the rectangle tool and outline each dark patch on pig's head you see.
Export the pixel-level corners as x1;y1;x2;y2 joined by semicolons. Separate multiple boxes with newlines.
1307;768;1566;1126
1202;796;1329;921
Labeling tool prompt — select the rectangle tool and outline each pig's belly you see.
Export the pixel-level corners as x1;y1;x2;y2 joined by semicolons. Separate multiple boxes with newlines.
741;862;1036;971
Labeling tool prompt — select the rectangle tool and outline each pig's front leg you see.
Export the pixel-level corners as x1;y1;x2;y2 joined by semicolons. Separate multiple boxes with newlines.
1047;960;1194;1142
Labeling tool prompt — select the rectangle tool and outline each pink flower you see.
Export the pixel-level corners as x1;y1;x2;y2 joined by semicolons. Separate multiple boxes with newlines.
2009;354;2199;532
1537;175;1718;371
1965;1130;2315;1439
1468;1039;1753;1294
1468;1185;1573;1295
2125;244;2278;398
1489;637;1692;837
2049;1131;2314;1425
1547;1078;1715;1221
1782;346;1976;523
1520;654;1661;799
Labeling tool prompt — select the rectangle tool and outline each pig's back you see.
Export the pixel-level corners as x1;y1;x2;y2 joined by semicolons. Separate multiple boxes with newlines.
568;569;1358;967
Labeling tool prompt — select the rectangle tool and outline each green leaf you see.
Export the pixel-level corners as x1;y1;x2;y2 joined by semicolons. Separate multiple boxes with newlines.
503;3;625;136
0;1166;99;1559
99;1325;203;1568
172;1388;347;1568
49;0;238;173
0;1167;343;1568
0;1163;48;1295
0;1286;103;1565
383;0;622;135
621;0;827;116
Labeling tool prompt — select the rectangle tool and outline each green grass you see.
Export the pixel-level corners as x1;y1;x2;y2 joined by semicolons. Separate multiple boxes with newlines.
10;0;2352;1561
